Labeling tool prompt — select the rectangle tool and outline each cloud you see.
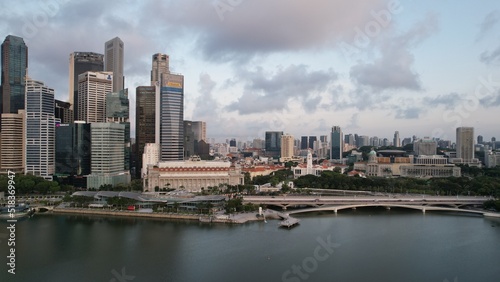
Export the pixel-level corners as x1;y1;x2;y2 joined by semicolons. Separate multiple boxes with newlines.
480;45;500;65
423;92;464;110
395;107;422;119
349;13;438;91
226;64;337;114
477;10;500;41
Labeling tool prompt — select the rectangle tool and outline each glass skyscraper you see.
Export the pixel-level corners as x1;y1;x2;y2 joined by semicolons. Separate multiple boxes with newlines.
1;35;28;118
159;73;184;161
55;121;91;176
135;85;156;177
265;131;283;157
330;126;343;161
25;78;59;181
106;89;130;171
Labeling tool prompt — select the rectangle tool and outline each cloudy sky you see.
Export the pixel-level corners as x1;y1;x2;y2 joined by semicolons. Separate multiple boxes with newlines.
1;0;500;143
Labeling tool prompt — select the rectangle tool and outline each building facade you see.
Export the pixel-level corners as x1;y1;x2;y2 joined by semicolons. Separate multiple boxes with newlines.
280;134;294;162
68;52;104;120
145;157;244;192
25;79;59;180
104;37;124;92
135;85;156;177
192;121;206;142
151;53;169;84
330;126;343;161
1;35;28;118
55;99;74;124
0;110;25;174
414;138;437;156
77;71;113;123
55;121;91;176
106;89;130;171
456;127;474;163
265;131;283;158
159;72;184;161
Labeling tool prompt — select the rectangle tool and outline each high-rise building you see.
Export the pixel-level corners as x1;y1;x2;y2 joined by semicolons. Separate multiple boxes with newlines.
265;131;283;157
477;135;483;144
25;78;59;180
229;138;237;147
106;89;130;171
68;52;104;120
55;121;91;176
330;126;343;160
456;127;474;163
87;122;130;189
184;120;194;158
135;85;156;177
414;138;437;156
308;136;317;150
358;135;370;147
151;53;169;85
158;72;184;161
345;134;355;146
280;134;294;161
77;71;113;123
192;121;206;142
0;110;25;174
104;37;124;92
1;35;28;119
55;99;73;124
300;136;308;150
393;131;401;147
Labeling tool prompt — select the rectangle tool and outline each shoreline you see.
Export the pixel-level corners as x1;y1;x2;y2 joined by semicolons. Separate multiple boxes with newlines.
50;207;279;224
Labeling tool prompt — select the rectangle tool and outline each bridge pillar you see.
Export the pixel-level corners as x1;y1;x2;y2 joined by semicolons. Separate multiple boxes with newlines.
334;209;337;214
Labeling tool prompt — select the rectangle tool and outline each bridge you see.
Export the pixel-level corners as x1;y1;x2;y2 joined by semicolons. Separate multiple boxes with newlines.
243;195;499;217
31;205;56;212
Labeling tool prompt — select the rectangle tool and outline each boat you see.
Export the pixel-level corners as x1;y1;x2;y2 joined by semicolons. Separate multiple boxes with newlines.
0;203;35;219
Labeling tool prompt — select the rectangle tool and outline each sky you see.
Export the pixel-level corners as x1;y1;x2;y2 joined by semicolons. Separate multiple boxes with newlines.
1;0;500;143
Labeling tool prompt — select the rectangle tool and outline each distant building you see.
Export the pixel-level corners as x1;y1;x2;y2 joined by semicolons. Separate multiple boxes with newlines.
68;52;104;120
280;134;295;162
300;136;308;150
192;121;206;142
77;71;113;123
151;53;169;85
265;131;283;158
106;89;130;171
135;85;156;178
484;151;500;168
293;150;345;178
104;37;124;92
55;99;74;124
393;131;401;147
308;136;317;150
414;138;437;156
455;127;475;163
55;121;91;177
330;126;343;160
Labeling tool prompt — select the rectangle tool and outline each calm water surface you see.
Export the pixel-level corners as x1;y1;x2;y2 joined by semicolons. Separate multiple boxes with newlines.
1;208;500;282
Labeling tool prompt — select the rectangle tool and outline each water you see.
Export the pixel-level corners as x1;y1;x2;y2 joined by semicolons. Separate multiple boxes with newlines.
1;208;500;282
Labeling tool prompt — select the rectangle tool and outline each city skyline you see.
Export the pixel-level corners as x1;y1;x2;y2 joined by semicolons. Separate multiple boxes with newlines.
1;1;499;141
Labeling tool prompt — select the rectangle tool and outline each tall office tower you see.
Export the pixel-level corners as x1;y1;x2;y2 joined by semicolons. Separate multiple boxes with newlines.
280;134;294;160
135;85;156;178
0;110;25;173
330;126;343;160
320;135;328;143
265;131;283;157
1;35;28;119
229;138;237;147
55;99;74;124
308;136;317;150
88;123;130;189
104;37;124;92
55;121;91;176
77;71;113;123
25;78;59;180
183;120;194;158
382;138;390;147
158;72;184;161
68;52;104;120
106;89;130;171
358;135;370;147
477;135;483;144
151;53;169;85
345;134;355;146
456;127;474;162
192;121;206;142
370;136;379;147
414;138;437;156
300;136;308;150
393;131;401;147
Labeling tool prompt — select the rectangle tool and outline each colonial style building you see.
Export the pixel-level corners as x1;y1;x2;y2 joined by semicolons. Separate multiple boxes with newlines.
144;156;244;192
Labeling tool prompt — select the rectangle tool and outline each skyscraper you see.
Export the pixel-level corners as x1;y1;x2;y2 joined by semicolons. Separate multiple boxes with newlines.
135;85;156;177
414;138;437;156
55;121;91;176
456;127;474;163
151;53;169;85
265;131;283;157
192;121;206;142
55;99;73;124
158;72;184;161
1;35;28;117
106;89;130;171
68;52;104;120
77;71;113;123
308;136;317;150
104;37;124;92
330;126;343;160
300;136;308;150
183;120;194;158
0;110;25;173
280;134;294;161
393;131;401;147
25;78;59;180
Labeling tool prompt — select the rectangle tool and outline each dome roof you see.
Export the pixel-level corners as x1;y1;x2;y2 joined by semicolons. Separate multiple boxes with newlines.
368;150;377;156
